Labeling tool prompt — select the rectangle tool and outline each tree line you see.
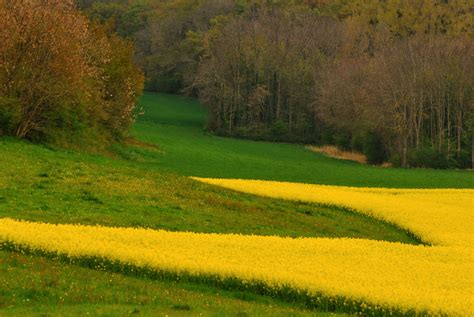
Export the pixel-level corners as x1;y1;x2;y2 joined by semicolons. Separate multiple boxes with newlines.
1;0;472;168
77;0;473;168
0;0;143;148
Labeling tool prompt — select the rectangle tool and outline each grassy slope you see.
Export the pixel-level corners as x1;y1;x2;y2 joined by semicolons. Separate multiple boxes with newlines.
132;93;473;188
0;139;416;316
0;92;472;315
0;138;415;242
0;251;335;317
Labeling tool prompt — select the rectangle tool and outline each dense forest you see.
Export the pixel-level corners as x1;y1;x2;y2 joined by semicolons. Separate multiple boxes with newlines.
1;0;473;168
78;0;474;168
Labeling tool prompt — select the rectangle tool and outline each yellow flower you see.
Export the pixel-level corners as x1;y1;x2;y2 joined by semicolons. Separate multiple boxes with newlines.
0;178;473;315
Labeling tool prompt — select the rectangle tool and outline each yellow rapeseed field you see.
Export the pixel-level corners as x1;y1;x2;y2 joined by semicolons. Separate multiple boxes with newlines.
0;178;473;315
0;218;472;315
193;178;474;247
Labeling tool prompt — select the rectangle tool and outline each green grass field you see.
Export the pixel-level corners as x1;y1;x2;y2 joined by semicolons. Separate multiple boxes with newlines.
0;93;472;316
130;93;473;188
1;251;342;317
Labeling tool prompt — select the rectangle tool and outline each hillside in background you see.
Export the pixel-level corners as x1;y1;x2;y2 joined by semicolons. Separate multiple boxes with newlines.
2;0;472;168
126;93;473;188
78;0;474;169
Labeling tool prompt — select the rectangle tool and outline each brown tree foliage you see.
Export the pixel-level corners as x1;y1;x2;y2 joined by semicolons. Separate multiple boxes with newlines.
19;0;471;167
191;1;473;168
0;0;143;147
194;7;341;141
321;34;473;167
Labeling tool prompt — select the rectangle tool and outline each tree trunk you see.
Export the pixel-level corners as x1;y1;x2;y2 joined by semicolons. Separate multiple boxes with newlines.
472;134;474;169
456;111;462;160
276;72;281;120
401;135;408;168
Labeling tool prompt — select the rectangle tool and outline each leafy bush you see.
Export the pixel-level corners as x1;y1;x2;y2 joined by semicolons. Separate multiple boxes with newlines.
453;149;471;169
351;131;366;153
0;97;20;135
232;126;266;141
0;0;143;148
350;131;386;165
268;121;289;141
389;154;402;167
321;130;334;145
409;148;448;169
363;132;386;165
333;132;351;151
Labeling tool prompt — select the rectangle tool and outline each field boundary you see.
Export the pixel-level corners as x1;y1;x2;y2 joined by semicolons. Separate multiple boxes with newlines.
0;241;425;317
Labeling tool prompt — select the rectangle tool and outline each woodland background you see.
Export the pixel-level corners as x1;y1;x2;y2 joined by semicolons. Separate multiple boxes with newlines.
1;0;473;168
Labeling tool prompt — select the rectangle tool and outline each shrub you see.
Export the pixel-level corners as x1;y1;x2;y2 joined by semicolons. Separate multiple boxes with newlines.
321;130;334;145
0;97;20;135
333;132;351;151
455;149;471;169
409;148;448;169
363;132;386;165
268;121;288;141
350;131;366;153
447;150;471;169
389;154;402;167
0;0;143;148
350;131;386;165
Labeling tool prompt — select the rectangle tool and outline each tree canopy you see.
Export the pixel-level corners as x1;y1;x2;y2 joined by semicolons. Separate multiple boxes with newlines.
77;0;474;168
2;0;472;167
0;0;144;148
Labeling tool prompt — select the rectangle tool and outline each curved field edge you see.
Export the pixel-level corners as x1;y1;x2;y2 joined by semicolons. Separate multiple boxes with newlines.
0;243;407;317
0;240;441;317
0;137;420;244
192;178;474;247
0;219;472;316
1;251;340;317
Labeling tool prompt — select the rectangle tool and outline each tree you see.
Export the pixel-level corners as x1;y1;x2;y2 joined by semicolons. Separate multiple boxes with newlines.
69;0;473;168
0;0;143;147
195;5;340;142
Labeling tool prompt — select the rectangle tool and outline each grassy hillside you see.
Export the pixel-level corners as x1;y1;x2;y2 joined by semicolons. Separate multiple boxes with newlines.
1;251;341;317
0;139;418;316
0;93;472;315
130;93;473;188
0;138;417;242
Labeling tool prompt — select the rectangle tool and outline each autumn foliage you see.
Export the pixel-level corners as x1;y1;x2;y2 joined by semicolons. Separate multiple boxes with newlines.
193;2;473;168
2;0;472;167
81;0;472;168
0;0;143;147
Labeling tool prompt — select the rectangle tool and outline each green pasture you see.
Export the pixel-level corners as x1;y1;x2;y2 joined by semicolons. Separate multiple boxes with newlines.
1;93;471;315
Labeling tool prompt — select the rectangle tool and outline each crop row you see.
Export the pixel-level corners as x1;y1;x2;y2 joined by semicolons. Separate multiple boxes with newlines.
0;217;472;316
193;178;474;247
1;179;472;315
